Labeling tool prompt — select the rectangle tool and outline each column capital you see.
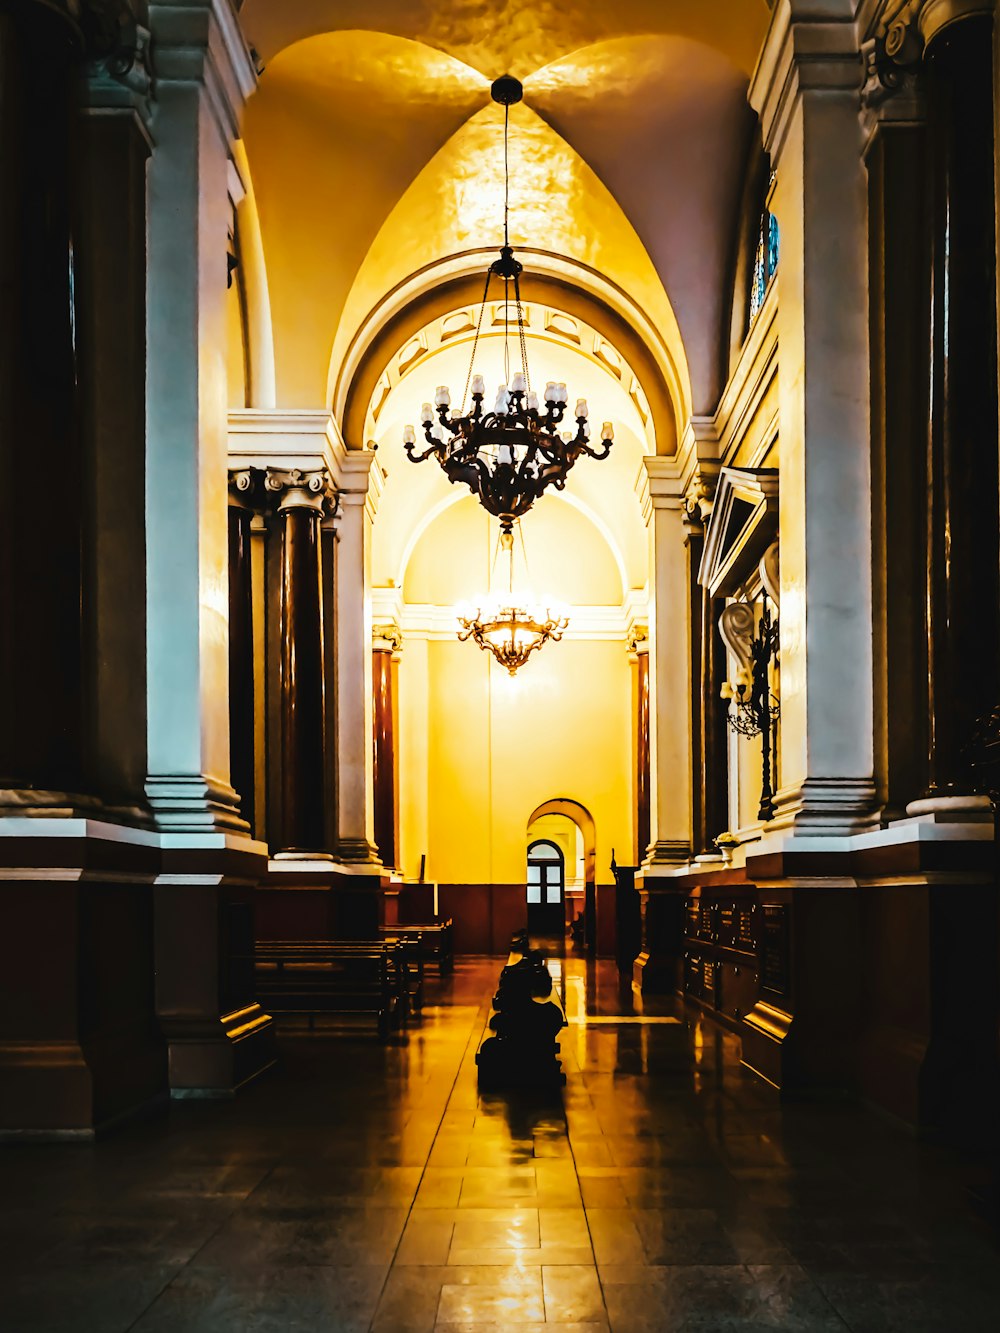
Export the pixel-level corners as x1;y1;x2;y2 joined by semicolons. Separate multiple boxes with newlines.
750;0;863;157
683;465;720;525
626;623;649;655
264;467;336;515
148;0;256;141
79;4;153;136
373;624;403;653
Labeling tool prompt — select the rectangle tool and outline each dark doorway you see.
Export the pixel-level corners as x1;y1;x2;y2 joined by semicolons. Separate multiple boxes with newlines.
527;839;565;938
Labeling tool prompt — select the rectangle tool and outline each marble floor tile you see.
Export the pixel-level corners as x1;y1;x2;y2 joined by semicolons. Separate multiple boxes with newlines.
3;959;998;1333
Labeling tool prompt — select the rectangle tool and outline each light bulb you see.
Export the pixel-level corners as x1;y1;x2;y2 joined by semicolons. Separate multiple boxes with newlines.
601;422;614;440
471;374;485;396
494;385;509;413
420;402;433;424
403;425;415;444
434;385;451;408
575;399;588;419
544;381;557;403
556;383;568;404
511;371;526;394
526;391;539;412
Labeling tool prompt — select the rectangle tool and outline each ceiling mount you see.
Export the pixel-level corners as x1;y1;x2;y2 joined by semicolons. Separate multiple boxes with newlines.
490;74;523;106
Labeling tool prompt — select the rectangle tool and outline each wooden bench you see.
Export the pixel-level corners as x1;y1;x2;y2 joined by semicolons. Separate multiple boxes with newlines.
253;941;409;1037
378;919;454;976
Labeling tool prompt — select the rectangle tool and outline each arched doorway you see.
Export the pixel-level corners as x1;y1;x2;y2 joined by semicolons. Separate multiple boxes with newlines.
526;799;597;955
527;839;565;937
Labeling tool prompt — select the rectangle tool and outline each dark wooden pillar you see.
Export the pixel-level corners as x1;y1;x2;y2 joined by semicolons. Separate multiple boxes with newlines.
923;15;999;799
228;499;256;835
0;3;83;794
73;65;152;810
372;635;399;871
636;644;651;862
866;112;931;814
701;589;729;851
277;487;326;853
686;522;705;852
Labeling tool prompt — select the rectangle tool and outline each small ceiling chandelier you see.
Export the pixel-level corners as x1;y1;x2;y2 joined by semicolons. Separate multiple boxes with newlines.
403;73;614;535
457;529;568;675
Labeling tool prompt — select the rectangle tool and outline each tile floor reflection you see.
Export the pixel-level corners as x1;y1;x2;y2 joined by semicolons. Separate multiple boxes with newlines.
1;958;998;1331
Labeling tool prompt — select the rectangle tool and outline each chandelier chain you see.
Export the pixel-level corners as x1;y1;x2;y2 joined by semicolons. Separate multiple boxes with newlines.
460;266;493;416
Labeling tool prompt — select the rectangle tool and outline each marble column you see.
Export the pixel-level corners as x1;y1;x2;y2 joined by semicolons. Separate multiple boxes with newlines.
334;451;383;868
267;469;330;855
0;3;168;1136
228;485;256;835
686;519;705;854
914;13;998;811
864;72;931;816
373;627;402;872
633;636;651;863
146;1;273;1096
700;585;730;852
75;30;154;816
333;451;384;937
643;461;692;865
750;5;878;834
0;1;82;799
145;0;254;832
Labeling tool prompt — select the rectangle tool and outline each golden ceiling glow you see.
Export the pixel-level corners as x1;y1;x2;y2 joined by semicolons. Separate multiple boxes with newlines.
331;102;684;410
240;0;771;78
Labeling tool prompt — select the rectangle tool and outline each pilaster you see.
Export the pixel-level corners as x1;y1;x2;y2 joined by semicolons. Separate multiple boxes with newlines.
333;450;385;869
642;457;692;866
750;1;879;836
144;0;256;832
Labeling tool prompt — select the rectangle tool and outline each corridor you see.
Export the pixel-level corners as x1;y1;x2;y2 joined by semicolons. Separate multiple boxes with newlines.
2;960;998;1332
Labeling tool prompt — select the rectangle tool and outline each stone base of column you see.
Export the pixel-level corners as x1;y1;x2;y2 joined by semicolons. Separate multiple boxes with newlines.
0;819;167;1138
156;835;275;1098
769;777;880;835
632;884;687;994
642;839;691;868
145;774;250;834
337;838;383;866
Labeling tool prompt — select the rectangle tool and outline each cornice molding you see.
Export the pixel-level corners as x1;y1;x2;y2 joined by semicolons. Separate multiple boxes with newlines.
148;0;256;143
228;408;346;484
750;0;863;157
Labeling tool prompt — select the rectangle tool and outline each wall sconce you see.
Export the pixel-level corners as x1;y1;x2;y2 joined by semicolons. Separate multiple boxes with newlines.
720;565;780;822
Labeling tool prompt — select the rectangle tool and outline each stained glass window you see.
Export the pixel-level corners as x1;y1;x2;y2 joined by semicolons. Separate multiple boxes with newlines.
749;209;779;327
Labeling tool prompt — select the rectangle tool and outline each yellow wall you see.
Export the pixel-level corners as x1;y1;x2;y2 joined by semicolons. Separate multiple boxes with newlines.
399;635;631;886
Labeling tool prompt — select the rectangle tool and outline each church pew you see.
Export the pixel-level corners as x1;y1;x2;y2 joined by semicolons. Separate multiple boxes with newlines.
253;941;408;1037
378;920;454;975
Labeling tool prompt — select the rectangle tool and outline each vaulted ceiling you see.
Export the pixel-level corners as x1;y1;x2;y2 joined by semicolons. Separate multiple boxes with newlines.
237;0;771;429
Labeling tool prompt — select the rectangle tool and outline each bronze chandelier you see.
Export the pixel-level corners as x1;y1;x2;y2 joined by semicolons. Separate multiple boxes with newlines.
403;74;614;535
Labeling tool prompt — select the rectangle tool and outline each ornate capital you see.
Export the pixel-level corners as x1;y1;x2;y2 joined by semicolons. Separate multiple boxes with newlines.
264;467;337;515
861;2;924;119
683;465;719;524
373;624;403;653
626;623;649;654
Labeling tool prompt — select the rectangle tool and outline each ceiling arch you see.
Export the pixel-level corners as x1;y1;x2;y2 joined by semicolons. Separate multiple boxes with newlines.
393;486;630;605
238;0;772;77
338;268;678;455
239;7;769;424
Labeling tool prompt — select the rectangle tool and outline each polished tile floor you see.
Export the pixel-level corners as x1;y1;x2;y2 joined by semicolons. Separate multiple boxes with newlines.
2;958;999;1331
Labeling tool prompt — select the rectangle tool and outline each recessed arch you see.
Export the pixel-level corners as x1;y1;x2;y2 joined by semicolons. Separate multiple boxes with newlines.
392;484;630;603
337;261;682;454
